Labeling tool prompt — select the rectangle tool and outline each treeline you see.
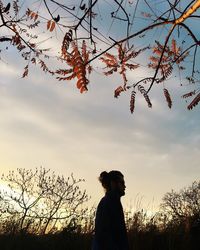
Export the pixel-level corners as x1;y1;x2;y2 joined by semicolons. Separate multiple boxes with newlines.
0;167;200;250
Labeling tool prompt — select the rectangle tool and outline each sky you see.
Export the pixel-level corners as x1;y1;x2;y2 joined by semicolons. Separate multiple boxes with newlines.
0;0;200;212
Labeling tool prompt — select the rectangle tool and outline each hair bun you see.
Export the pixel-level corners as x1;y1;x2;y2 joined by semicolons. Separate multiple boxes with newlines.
99;171;108;181
99;171;109;189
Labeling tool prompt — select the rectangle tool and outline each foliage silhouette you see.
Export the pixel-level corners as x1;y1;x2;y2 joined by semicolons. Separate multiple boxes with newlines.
0;169;199;250
0;167;89;234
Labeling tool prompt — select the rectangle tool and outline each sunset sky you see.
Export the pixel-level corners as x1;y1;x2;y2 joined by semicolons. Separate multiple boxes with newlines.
0;0;200;212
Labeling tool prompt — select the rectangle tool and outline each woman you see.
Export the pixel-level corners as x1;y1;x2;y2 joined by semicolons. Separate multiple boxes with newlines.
92;170;129;250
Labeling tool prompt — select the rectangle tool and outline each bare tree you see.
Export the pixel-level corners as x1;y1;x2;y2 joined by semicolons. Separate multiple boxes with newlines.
0;167;89;234
36;173;89;234
0;0;200;111
161;181;200;221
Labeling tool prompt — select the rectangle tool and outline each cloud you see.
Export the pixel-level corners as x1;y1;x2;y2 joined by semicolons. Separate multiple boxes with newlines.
0;1;200;209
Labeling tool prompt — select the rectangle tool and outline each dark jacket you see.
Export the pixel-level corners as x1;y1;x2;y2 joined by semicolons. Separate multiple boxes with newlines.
92;190;129;250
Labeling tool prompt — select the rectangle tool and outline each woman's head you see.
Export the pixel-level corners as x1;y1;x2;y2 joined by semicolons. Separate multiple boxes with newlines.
99;170;126;196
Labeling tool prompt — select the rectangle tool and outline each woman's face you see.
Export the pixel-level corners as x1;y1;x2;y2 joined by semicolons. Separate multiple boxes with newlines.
111;176;126;196
117;176;126;196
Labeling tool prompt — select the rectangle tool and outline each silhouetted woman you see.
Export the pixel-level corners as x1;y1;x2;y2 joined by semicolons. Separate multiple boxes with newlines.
92;170;129;250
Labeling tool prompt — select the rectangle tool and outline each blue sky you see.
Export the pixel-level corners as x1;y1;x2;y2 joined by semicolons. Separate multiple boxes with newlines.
0;0;200;211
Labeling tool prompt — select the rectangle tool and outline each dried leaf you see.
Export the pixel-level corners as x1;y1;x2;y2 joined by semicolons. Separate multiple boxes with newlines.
26;8;31;16
104;52;117;61
171;39;177;54
58;41;89;93
61;30;73;57
80;85;88;93
187;93;200;110
0;37;12;42
182;91;196;99
50;21;56;32
164;88;172;108
39;60;54;75
4;2;10;13
149;39;186;81
31;58;36;64
47;20;51;30
87;65;92;74
100;57;117;67
114;86;124;98
82;40;89;63
34;13;38;22
30;12;35;20
13;1;19;15
80;3;86;10
172;39;180;56
164;65;173;79
143;93;152;108
100;43;144;86
125;63;139;70
130;90;136;113
54;14;60;23
77;79;85;89
104;68;117;76
22;65;29;78
56;73;76;81
138;85;146;94
55;69;73;75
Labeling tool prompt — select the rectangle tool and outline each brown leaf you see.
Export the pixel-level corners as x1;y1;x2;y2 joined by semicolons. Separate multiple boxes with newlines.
4;3;10;13
171;39;177;54
87;65;92;74
77;79;84;89
82;40;89;63
104;52;117;62
50;21;56;32
59;41;89;92
182;91;196;99
61;30;73;57
30;12;35;20
34;13;38;22
164;88;172;109
53;15;60;23
138;85;146;94
22;65;29;78
55;69;73;75
187;93;200;110
26;8;31;16
47;20;51;30
143;93;152;108
31;58;36;64
80;85;88;93
125;63;139;70
100;43;143;86
114;86;124;98
56;73;76;81
0;37;12;42
130;90;136;113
